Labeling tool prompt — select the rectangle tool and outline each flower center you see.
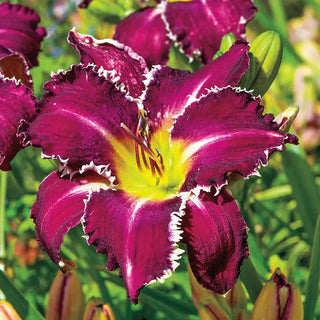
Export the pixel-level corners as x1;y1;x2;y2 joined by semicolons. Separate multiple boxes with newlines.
113;111;190;200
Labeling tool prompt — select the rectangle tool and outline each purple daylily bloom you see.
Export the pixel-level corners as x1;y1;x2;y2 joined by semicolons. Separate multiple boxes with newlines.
0;3;44;170
114;6;172;67
0;2;46;86
21;32;298;302
78;0;94;8
0;78;36;171
113;0;257;65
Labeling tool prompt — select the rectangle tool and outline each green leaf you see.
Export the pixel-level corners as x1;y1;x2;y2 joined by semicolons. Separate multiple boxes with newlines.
97;267;198;318
304;215;320;320
282;145;320;242
0;270;44;320
240;257;263;304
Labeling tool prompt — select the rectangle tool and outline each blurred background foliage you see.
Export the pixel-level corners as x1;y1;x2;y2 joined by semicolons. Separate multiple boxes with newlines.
1;0;320;319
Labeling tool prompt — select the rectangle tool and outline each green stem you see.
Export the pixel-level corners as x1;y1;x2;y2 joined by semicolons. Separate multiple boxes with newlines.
0;171;7;300
240;257;263;304
304;215;320;320
0;269;44;319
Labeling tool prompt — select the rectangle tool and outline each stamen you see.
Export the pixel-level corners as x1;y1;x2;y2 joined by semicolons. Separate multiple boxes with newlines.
135;142;142;171
121;123;163;168
140;147;150;169
155;148;165;171
121;121;165;181
150;159;163;177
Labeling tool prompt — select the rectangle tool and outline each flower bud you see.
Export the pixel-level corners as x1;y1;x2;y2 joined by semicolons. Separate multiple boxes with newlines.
239;31;283;97
274;106;299;132
213;33;237;59
225;280;250;320
83;298;115;320
188;264;232;320
0;301;21;320
251;268;303;320
46;269;85;320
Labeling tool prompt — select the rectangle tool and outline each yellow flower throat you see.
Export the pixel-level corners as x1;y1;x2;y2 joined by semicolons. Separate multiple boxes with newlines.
111;112;190;200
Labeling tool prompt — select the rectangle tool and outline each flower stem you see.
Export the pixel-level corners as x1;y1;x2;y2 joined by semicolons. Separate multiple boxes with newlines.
0;170;7;299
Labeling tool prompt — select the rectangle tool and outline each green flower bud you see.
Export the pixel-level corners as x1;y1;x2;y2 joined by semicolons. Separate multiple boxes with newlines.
239;31;283;97
213;33;237;60
219;33;237;53
274;106;299;132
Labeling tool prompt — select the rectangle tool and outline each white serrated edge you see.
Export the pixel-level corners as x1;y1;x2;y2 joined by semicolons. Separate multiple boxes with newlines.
68;29;149;103
158;0;197;61
139;64;162;105
167;85;287;196
146;193;187;285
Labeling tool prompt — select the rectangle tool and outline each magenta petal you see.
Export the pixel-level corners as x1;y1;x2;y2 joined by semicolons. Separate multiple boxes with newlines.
68;30;148;98
22;64;139;172
114;7;172;67
171;87;298;191
0;78;36;171
183;188;248;293
31;170;107;265
163;0;256;63
83;189;184;302
78;0;94;8
144;42;249;127
0;45;33;87
0;2;46;67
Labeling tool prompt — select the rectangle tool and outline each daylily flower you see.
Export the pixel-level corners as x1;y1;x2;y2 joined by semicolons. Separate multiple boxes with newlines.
0;3;45;171
0;78;36;171
78;0;94;8
113;0;257;66
0;2;46;87
20;31;298;303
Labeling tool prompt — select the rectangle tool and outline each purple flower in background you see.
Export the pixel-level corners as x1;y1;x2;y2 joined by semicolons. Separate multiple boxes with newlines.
78;0;94;8
0;3;45;171
0;2;46;86
113;0;257;66
0;78;36;171
20;31;297;302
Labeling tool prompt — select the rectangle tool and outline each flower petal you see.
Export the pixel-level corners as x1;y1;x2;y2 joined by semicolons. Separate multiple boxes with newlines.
0;2;46;67
21;64;139;173
31;170;108;266
114;7;172;67
143;42;249;127
78;0;93;8
0;77;36;171
0;45;32;87
83;189;184;302
162;0;256;63
171;87;298;191
68;30;148;98
183;188;248;293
